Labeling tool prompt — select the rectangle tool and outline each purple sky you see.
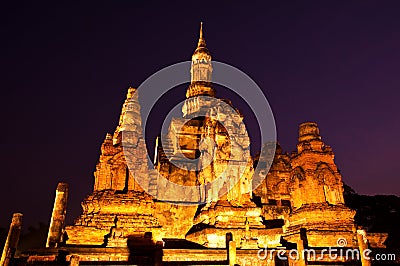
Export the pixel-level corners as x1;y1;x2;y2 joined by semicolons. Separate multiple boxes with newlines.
1;1;400;229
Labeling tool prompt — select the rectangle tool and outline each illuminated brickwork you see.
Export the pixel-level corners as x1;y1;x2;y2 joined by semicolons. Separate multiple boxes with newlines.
8;24;390;265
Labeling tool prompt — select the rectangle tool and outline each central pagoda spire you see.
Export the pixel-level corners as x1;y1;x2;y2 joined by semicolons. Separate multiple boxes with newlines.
197;22;206;48
186;23;214;99
183;23;215;116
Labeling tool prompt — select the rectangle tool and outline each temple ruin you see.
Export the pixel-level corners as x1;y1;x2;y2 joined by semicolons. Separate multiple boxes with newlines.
2;24;390;266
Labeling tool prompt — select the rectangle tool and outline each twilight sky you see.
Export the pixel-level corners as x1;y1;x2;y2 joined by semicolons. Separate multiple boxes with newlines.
1;1;400;229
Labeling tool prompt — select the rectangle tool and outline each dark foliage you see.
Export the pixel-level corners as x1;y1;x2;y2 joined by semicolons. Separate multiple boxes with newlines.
344;184;400;248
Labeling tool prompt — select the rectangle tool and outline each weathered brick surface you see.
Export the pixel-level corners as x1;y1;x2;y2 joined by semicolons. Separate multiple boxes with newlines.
33;25;388;264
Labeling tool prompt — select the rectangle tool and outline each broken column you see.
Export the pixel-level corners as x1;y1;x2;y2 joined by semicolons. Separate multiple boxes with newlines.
228;241;237;266
296;237;307;266
46;182;69;248
357;228;371;266
0;213;23;266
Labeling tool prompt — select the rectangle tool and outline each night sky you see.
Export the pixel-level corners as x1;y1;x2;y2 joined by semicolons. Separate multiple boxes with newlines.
1;1;400;229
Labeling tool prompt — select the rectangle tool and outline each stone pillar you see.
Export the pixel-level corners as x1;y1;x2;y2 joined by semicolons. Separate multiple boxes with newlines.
0;213;23;266
357;229;371;266
46;182;69;248
70;255;80;266
297;238;307;266
228;241;236;266
154;241;164;266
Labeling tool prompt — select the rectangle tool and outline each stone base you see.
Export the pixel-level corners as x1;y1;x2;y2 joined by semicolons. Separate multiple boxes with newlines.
186;227;283;249
194;200;265;228
284;203;357;247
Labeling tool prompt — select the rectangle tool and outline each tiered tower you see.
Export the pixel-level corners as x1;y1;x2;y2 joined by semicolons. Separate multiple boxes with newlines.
65;88;163;246
284;122;357;247
155;22;216;202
